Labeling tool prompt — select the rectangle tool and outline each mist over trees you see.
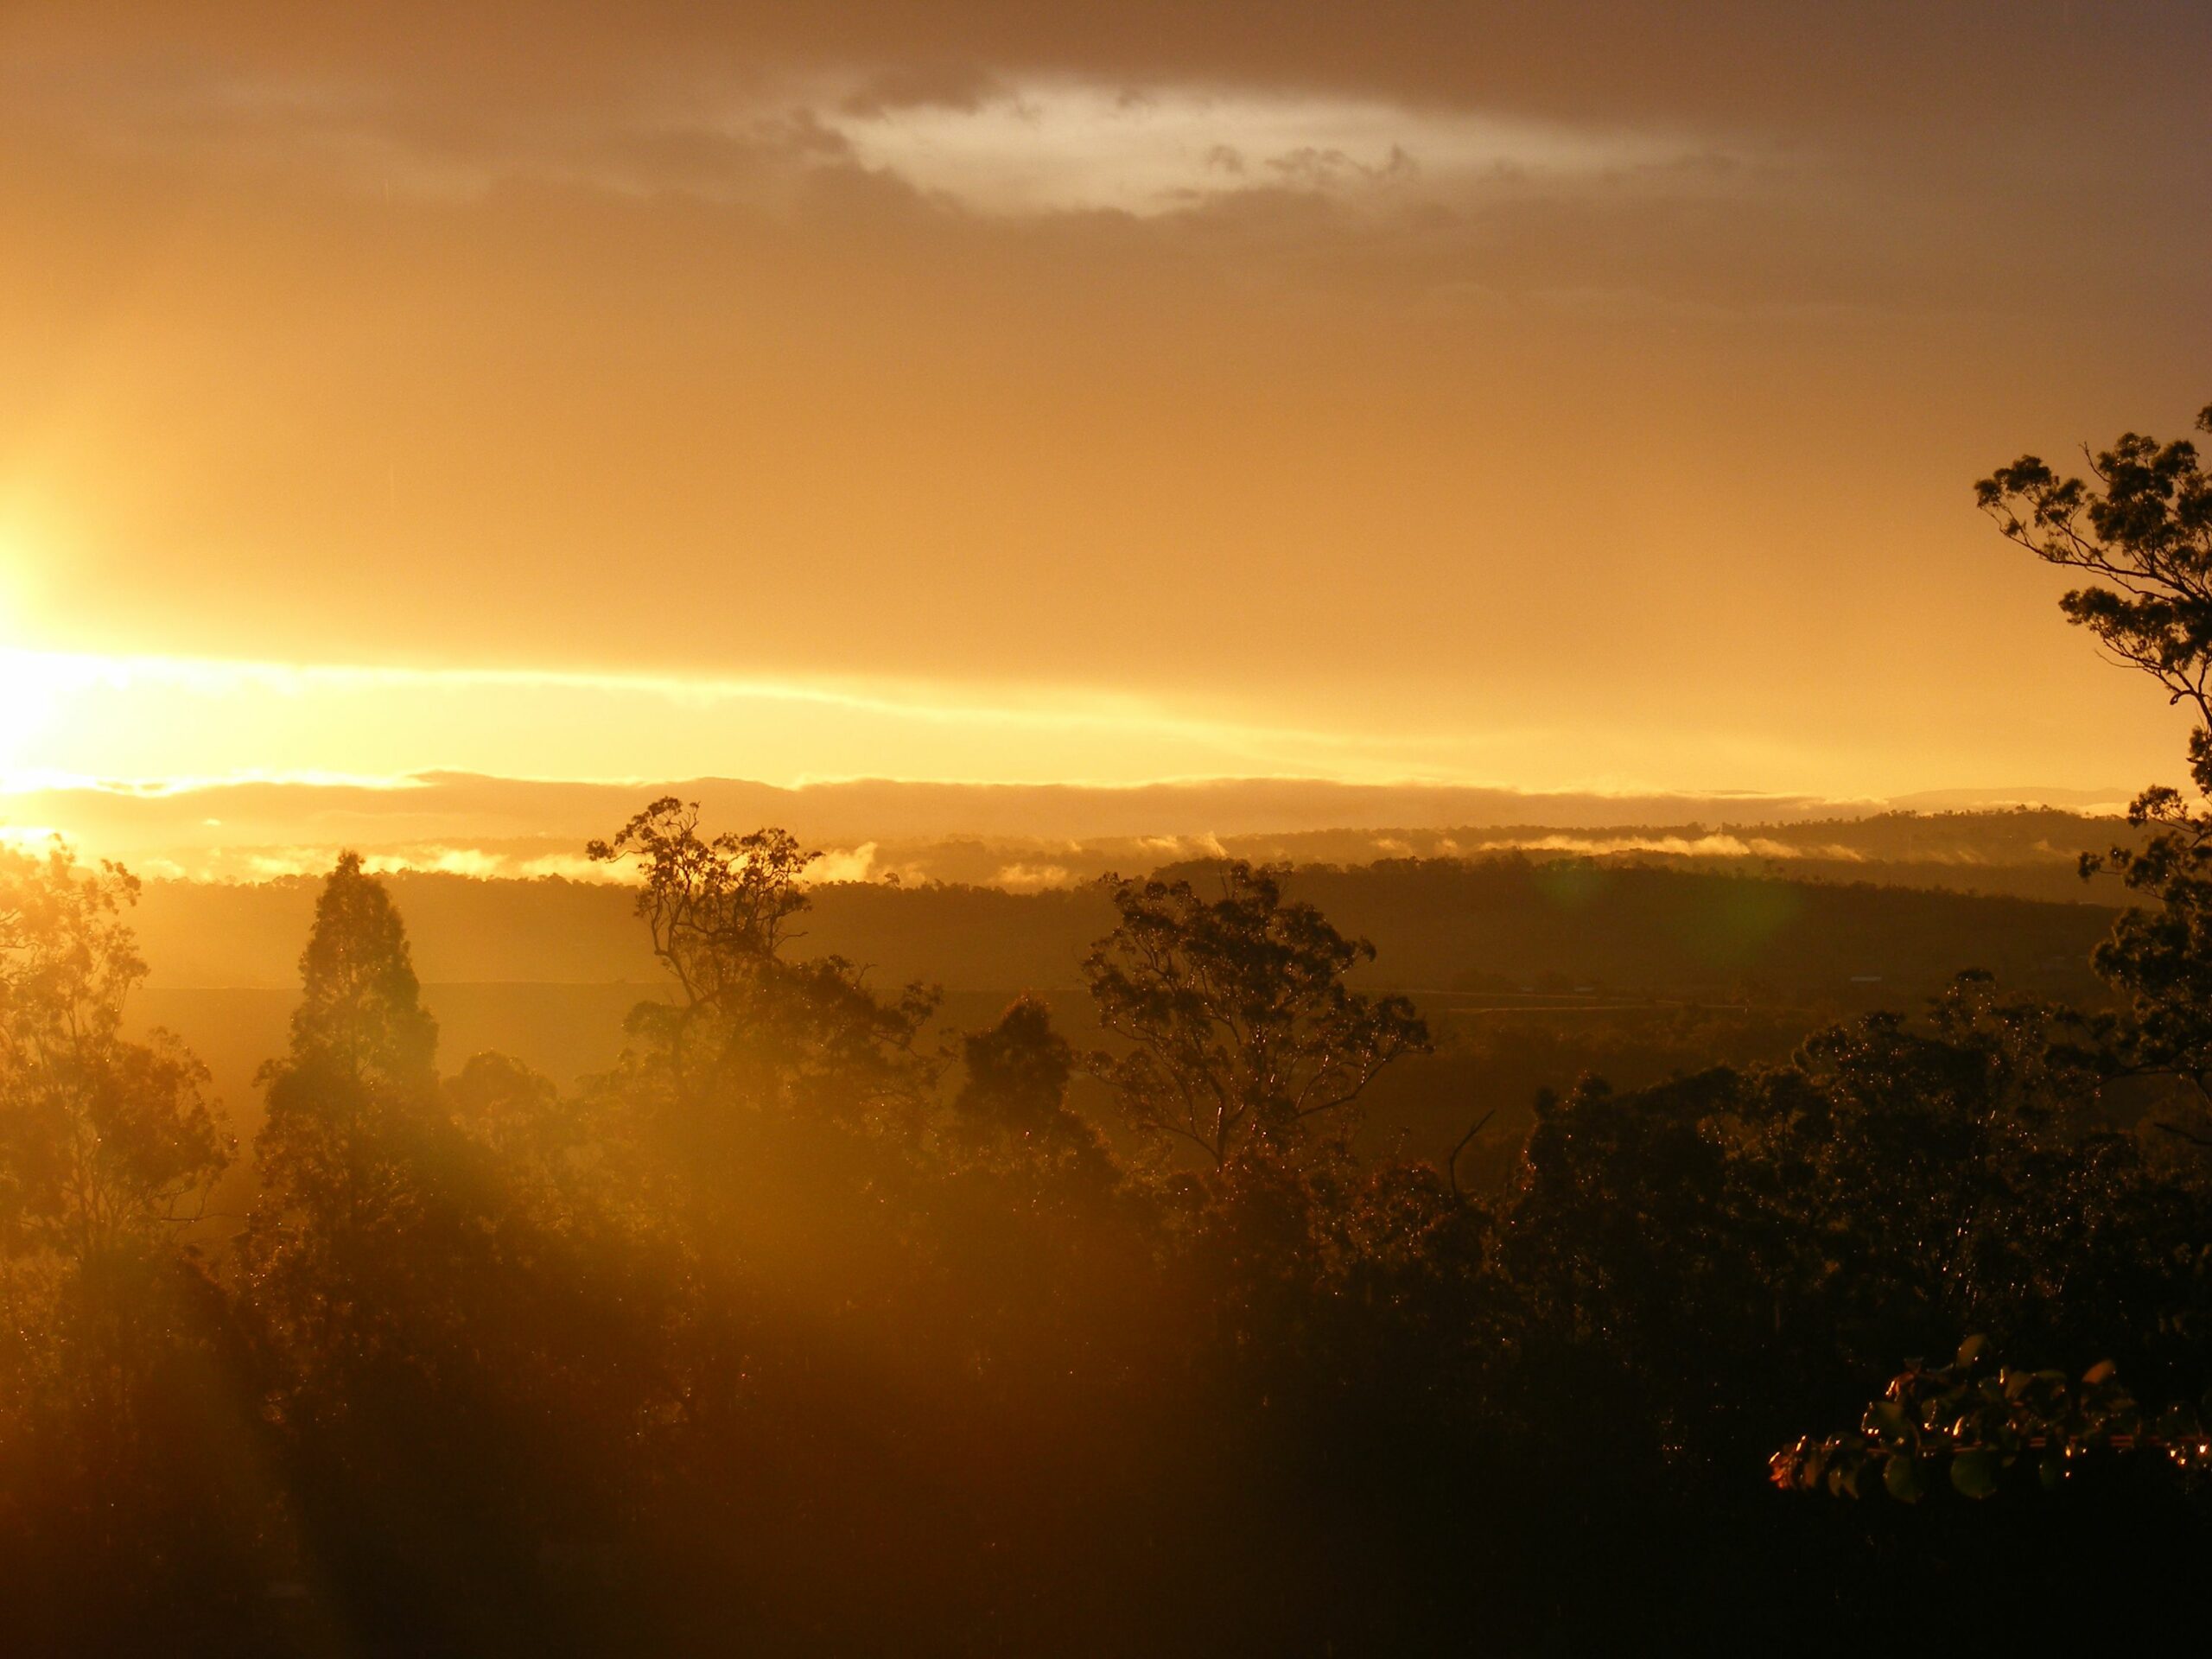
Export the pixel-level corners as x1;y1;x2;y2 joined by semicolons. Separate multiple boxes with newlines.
6;405;2212;1652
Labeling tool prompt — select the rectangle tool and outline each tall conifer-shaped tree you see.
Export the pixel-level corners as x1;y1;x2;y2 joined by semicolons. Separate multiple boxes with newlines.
243;852;448;1387
284;851;438;1094
239;854;573;1644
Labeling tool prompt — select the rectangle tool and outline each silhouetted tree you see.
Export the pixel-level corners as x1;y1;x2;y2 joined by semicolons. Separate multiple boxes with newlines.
1766;398;2212;1539
1981;404;2212;1109
243;852;447;1367
1980;403;2212;729
1082;861;1428;1166
0;843;229;1264
588;799;937;1128
950;995;1111;1181
0;842;251;1644
240;853;618;1647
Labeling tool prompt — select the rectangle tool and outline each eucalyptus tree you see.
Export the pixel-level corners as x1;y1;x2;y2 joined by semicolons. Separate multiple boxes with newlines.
588;798;937;1130
0;842;242;1639
1082;861;1428;1169
1980;402;2212;1111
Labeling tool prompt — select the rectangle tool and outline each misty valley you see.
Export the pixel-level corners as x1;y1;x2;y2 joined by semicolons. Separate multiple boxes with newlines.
16;740;2212;1650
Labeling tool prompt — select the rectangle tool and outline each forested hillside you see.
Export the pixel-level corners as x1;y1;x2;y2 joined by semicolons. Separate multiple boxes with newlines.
130;855;2114;997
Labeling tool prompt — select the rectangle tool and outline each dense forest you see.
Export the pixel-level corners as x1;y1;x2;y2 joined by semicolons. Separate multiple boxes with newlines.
4;410;2212;1654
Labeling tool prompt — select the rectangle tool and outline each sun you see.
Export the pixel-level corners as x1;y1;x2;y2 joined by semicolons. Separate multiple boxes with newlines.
0;647;61;785
0;530;40;777
0;519;79;785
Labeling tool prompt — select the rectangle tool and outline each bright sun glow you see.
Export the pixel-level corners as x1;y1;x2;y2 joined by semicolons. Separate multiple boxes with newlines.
0;648;1467;794
0;583;54;779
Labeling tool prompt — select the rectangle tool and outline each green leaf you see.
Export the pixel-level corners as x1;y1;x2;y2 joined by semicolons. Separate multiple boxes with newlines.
1884;1454;1926;1504
2037;1454;2066;1492
1955;1334;1990;1371
1867;1401;1912;1445
2083;1360;2119;1386
1949;1448;2000;1500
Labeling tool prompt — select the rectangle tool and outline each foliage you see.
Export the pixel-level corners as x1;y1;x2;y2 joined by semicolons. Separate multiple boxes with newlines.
242;851;449;1356
949;994;1113;1181
0;842;246;1645
1765;397;2212;1513
1981;406;2212;1107
1978;404;2212;727
1081;861;1428;1166
0;842;228;1260
588;801;818;1003
1773;1337;2212;1503
589;797;938;1128
10;801;2212;1649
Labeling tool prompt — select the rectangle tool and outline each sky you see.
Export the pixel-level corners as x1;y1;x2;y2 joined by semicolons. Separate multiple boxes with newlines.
1;2;2208;837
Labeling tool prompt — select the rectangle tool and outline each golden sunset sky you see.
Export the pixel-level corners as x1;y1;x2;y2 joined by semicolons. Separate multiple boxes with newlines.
1;2;2207;817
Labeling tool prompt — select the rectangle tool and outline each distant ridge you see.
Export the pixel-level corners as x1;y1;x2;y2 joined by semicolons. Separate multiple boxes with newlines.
0;771;2143;886
1885;785;2137;814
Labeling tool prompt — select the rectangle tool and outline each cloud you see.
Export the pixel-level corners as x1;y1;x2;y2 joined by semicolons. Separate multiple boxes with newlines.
1465;832;1871;861
0;4;2204;815
805;78;1698;216
803;842;879;883
0;765;2155;893
0;47;1736;222
0;647;1568;791
993;861;1074;891
837;64;1007;119
14;3;2208;146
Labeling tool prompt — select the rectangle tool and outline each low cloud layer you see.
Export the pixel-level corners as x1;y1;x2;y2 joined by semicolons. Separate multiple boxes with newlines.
0;769;2135;890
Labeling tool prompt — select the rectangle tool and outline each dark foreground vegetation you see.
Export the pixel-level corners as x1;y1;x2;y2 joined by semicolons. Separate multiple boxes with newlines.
4;409;2212;1655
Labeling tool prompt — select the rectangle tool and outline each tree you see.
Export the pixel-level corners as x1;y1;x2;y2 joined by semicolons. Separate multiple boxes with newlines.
1979;403;2212;732
0;842;229;1266
588;798;937;1127
1081;861;1428;1167
1980;404;2212;1107
950;995;1110;1179
587;806;816;1008
242;853;664;1647
0;842;247;1642
283;849;438;1091
1769;399;2212;1513
244;851;445;1337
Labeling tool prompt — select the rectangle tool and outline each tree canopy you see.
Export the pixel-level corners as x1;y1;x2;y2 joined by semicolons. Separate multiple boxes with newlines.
1081;861;1429;1167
